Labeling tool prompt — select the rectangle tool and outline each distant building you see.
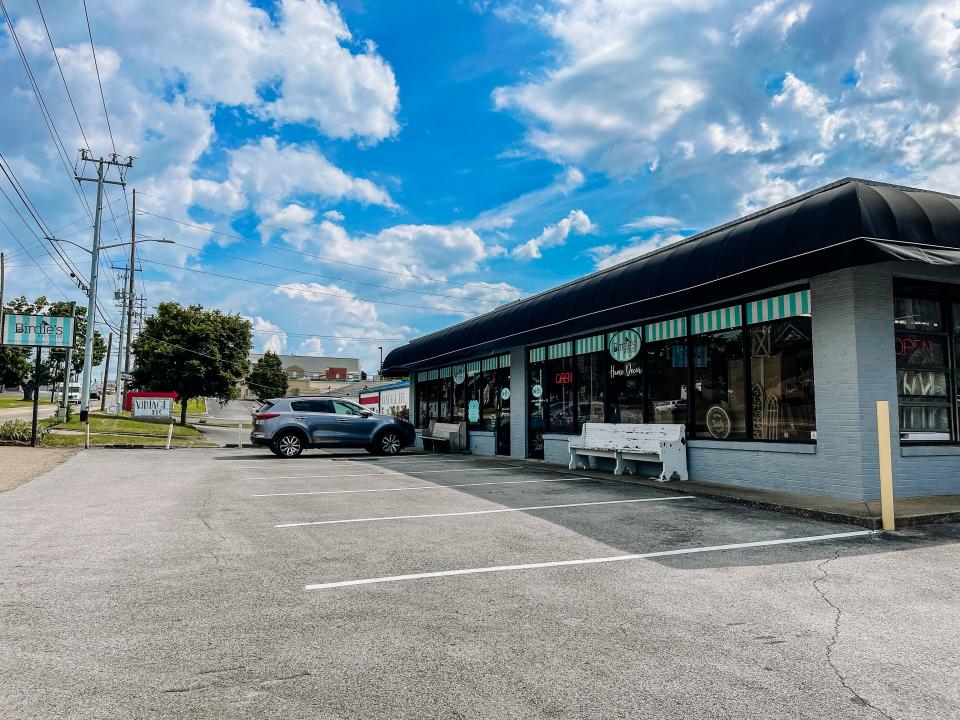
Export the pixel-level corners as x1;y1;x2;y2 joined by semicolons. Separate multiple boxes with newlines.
242;354;363;399
359;380;410;419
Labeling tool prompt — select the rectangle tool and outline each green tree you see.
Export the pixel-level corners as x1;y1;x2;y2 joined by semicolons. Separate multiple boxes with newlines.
248;350;288;402
131;302;252;425
0;346;30;390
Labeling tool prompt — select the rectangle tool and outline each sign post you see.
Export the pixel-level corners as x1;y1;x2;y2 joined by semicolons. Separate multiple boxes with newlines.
30;347;41;447
2;314;76;447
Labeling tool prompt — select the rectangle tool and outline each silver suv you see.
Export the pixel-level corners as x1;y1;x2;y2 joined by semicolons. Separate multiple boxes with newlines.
250;397;416;458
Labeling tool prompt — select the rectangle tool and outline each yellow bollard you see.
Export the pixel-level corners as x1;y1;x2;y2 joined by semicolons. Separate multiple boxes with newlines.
876;400;895;531
166;421;174;450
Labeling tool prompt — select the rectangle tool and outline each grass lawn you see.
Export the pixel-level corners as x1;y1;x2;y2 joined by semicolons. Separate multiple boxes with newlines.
45;413;202;438
0;397;53;409
42;433;216;448
173;397;207;415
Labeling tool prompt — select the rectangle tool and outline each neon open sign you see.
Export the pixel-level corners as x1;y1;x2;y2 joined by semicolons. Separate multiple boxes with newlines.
555;372;573;384
895;337;934;357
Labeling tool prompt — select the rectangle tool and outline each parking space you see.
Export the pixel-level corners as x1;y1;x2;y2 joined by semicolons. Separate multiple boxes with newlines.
2;449;959;719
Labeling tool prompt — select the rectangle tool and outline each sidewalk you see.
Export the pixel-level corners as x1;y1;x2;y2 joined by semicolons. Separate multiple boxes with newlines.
448;452;960;530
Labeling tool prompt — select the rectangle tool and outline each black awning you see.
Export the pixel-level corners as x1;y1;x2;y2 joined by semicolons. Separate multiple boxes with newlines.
384;178;960;373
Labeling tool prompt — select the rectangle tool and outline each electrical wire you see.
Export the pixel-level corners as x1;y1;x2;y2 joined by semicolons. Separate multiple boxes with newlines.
136;257;490;313
136;207;520;293
81;0;116;155
137;233;503;305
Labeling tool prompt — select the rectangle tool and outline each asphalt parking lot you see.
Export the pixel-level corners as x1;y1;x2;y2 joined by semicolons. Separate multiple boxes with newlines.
1;449;958;719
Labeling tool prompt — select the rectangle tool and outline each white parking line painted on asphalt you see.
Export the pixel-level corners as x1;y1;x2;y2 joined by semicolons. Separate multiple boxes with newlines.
244;466;527;480
276;496;695;528
304;530;876;590
253;476;592;497
229;460;492;471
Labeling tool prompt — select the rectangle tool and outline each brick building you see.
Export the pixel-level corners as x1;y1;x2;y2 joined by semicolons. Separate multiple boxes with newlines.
383;178;960;500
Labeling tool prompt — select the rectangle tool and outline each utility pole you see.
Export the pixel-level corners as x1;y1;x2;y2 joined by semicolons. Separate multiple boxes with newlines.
59;301;76;422
100;331;112;412
1;251;5;326
75;150;133;424
125;189;136;373
114;273;125;412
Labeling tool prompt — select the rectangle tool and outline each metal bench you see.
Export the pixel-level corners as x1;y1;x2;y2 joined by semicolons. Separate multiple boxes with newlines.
568;423;688;481
422;421;466;453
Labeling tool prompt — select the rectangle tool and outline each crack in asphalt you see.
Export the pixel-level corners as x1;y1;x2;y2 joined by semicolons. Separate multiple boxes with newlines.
813;550;895;720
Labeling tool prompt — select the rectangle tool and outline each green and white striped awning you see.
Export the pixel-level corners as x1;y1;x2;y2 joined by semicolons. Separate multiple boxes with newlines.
427;369;439;380
482;357;498;371
529;347;546;363
439;366;452;379
575;334;606;355
691;305;742;335
746;290;810;324
416;371;428;382
547;340;573;360
645;317;687;342
466;360;481;375
499;354;510;368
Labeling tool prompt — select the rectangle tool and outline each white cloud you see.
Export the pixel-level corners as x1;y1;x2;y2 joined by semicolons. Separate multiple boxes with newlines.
298;337;327;356
511;209;596;260
245;316;288;353
588;233;688;270
489;0;960;213
323;209;345;222
102;0;399;142
621;215;682;231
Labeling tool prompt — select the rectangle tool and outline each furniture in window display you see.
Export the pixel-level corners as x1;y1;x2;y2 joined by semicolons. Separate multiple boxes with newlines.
568;423;688;481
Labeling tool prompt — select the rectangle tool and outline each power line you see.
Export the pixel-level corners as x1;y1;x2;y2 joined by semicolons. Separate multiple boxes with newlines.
247;328;406;342
137;257;488;313
81;0;116;155
0;215;70;298
136;206;521;293
137;233;503;306
135;189;563;283
34;0;91;151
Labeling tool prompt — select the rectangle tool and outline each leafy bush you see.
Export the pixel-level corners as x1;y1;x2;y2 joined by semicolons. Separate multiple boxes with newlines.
0;419;49;444
0;419;31;443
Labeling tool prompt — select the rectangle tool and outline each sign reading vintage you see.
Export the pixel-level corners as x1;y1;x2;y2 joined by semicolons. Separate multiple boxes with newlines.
608;328;641;362
2;314;75;348
132;397;173;418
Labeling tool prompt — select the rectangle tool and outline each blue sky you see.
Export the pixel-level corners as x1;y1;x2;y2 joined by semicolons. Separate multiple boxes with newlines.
2;0;960;372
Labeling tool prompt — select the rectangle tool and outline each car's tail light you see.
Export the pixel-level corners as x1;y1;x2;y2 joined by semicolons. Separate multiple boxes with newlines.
254;413;280;420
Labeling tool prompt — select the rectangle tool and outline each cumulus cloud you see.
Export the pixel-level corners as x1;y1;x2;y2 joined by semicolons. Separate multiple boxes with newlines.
621;215;682;231
245;316;288;353
489;0;960;216
511;209;596;260
588;233;688;270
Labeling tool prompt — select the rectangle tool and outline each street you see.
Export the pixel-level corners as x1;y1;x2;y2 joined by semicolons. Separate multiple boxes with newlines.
1;449;957;719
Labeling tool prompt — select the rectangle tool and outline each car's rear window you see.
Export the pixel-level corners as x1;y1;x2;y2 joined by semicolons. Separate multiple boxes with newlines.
256;402;274;414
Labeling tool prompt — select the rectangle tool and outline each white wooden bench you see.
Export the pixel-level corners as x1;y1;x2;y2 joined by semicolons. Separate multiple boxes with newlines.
422;421;466;453
568;423;687;481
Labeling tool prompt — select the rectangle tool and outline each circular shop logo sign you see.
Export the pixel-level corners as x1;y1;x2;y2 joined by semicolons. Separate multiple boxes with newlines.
706;404;732;439
453;367;465;385
500;387;511;401
609;328;642;363
531;384;543;399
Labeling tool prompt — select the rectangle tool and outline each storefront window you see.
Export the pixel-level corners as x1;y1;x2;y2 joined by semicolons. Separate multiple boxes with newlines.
466;368;484;430
895;292;951;441
452;367;466;423
576;353;606;429
692;330;746;439
528;362;546;458
546;356;576;434
606;355;643;424
749;318;816;440
438;378;452;423
646;339;688;425
495;365;511;455
480;369;497;431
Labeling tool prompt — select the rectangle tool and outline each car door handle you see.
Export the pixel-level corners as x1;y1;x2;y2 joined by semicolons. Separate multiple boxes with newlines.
295;416;307;420
336;418;349;422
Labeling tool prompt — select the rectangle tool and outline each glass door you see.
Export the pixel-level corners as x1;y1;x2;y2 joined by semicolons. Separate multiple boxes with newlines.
496;366;510;455
528;363;545;459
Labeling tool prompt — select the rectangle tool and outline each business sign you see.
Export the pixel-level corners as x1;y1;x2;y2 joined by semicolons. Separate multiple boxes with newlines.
2;314;75;348
453;366;466;385
467;400;480;423
500;387;510;401
608;328;641;362
132;396;173;418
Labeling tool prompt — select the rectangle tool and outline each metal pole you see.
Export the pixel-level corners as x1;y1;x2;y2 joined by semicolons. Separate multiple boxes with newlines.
30;347;41;446
114;281;125;411
876;400;896;531
79;160;104;424
60;302;76;421
125;189;136;372
100;332;112;412
0;252;5;334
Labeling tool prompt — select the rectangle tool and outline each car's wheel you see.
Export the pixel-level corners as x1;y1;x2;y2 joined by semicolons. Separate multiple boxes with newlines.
269;444;282;456
274;431;305;458
374;430;402;456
